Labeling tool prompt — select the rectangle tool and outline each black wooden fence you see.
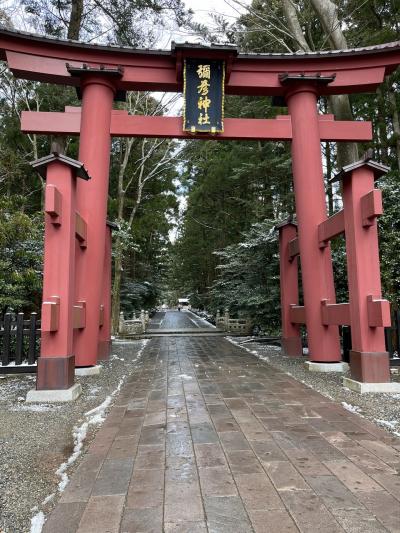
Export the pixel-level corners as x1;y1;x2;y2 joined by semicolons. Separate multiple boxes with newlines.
0;313;40;372
342;309;400;366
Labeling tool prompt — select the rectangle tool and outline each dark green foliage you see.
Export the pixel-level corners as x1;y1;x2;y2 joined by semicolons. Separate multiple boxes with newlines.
0;196;43;313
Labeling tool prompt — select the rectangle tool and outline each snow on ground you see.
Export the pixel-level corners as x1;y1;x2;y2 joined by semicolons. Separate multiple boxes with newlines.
30;512;45;533
28;338;149;533
342;402;363;415
226;336;270;363
375;419;400;437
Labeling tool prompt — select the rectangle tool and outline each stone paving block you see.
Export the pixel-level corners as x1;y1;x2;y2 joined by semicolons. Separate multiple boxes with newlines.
126;469;164;509
219;430;251;451
239;421;270;441
247;509;299;533
166;459;198;483
76;494;125;533
305;475;364;510
343;447;397;476
286;449;332;477
92;458;134;496
198;466;238;497
120;506;163;532
250;439;288;464
324;460;385;493
332;508;390;533
356;490;400;532
280;490;344;533
107;436;139;460
359;439;400;466
227;450;264;474
42;502;86;533
372;472;400;501
60;453;104;503
164;481;204;522
264;461;310;492
234;472;283;510
194;443;227;468
213;417;240;433
203;495;253;533
139;424;166;445
190;422;219;444
135;445;165;469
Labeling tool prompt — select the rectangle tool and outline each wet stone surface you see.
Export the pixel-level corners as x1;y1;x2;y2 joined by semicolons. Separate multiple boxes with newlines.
0;339;147;533
42;334;400;532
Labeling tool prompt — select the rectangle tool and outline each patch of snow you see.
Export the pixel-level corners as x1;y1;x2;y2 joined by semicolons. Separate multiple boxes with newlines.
111;354;125;361
30;511;45;533
375;419;399;434
42;493;55;505
266;345;282;352
31;338;149;527
226;337;271;363
342;402;363;415
178;374;193;380
0;360;37;367
11;404;61;412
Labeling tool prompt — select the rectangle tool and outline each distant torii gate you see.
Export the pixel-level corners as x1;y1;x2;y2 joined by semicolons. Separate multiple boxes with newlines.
1;29;400;398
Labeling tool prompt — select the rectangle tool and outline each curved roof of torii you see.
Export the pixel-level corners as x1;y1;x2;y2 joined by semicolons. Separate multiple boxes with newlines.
0;27;399;95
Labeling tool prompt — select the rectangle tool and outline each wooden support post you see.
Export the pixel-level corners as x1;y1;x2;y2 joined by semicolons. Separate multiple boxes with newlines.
277;221;302;356
29;153;90;396
339;159;391;383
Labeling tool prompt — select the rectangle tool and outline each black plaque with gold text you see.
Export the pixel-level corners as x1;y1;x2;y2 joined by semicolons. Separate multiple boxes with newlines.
183;58;225;133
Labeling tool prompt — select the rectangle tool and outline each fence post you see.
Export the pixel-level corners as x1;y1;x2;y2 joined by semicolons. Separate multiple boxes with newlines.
15;312;24;365
2;313;12;366
28;313;38;365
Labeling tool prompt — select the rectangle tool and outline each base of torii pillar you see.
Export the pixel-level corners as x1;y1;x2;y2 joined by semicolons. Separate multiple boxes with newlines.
305;361;349;373
343;377;400;394
26;383;82;403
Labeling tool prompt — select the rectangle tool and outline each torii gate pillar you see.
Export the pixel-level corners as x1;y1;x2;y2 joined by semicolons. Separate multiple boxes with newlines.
71;70;120;367
26;154;90;402
285;81;342;364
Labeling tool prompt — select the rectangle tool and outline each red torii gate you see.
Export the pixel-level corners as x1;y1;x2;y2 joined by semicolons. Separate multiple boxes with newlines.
1;29;400;398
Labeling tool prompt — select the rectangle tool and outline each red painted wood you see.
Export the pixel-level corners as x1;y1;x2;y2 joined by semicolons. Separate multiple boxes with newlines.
2;31;398;95
278;223;302;356
321;300;351;326
21;110;373;142
342;165;388;353
361;189;383;227
289;305;306;324
288;85;341;363
318;209;345;247
73;76;115;367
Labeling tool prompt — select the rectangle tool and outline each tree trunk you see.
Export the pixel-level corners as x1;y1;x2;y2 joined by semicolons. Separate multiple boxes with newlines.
309;0;358;167
281;0;311;52
388;88;400;171
54;0;84;156
68;0;84;40
111;140;128;334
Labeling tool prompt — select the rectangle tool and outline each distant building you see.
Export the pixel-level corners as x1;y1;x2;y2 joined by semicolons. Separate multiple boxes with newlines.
178;298;190;310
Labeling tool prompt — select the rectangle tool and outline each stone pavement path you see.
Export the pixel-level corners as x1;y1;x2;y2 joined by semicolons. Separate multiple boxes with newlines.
43;336;400;533
148;310;214;330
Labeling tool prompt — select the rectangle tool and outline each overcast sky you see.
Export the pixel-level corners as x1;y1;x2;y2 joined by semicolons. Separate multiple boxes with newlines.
159;0;250;48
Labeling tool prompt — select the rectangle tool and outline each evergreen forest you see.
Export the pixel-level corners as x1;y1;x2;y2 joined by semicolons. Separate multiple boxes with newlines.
0;0;400;336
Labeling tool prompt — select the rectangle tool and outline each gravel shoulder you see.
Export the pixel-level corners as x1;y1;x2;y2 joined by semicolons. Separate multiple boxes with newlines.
0;339;147;533
228;337;400;439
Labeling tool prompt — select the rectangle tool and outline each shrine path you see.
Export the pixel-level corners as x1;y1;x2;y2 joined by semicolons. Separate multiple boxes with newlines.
43;328;400;532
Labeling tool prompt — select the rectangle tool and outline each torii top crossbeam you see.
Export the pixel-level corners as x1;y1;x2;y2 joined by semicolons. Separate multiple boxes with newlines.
1;27;400;95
